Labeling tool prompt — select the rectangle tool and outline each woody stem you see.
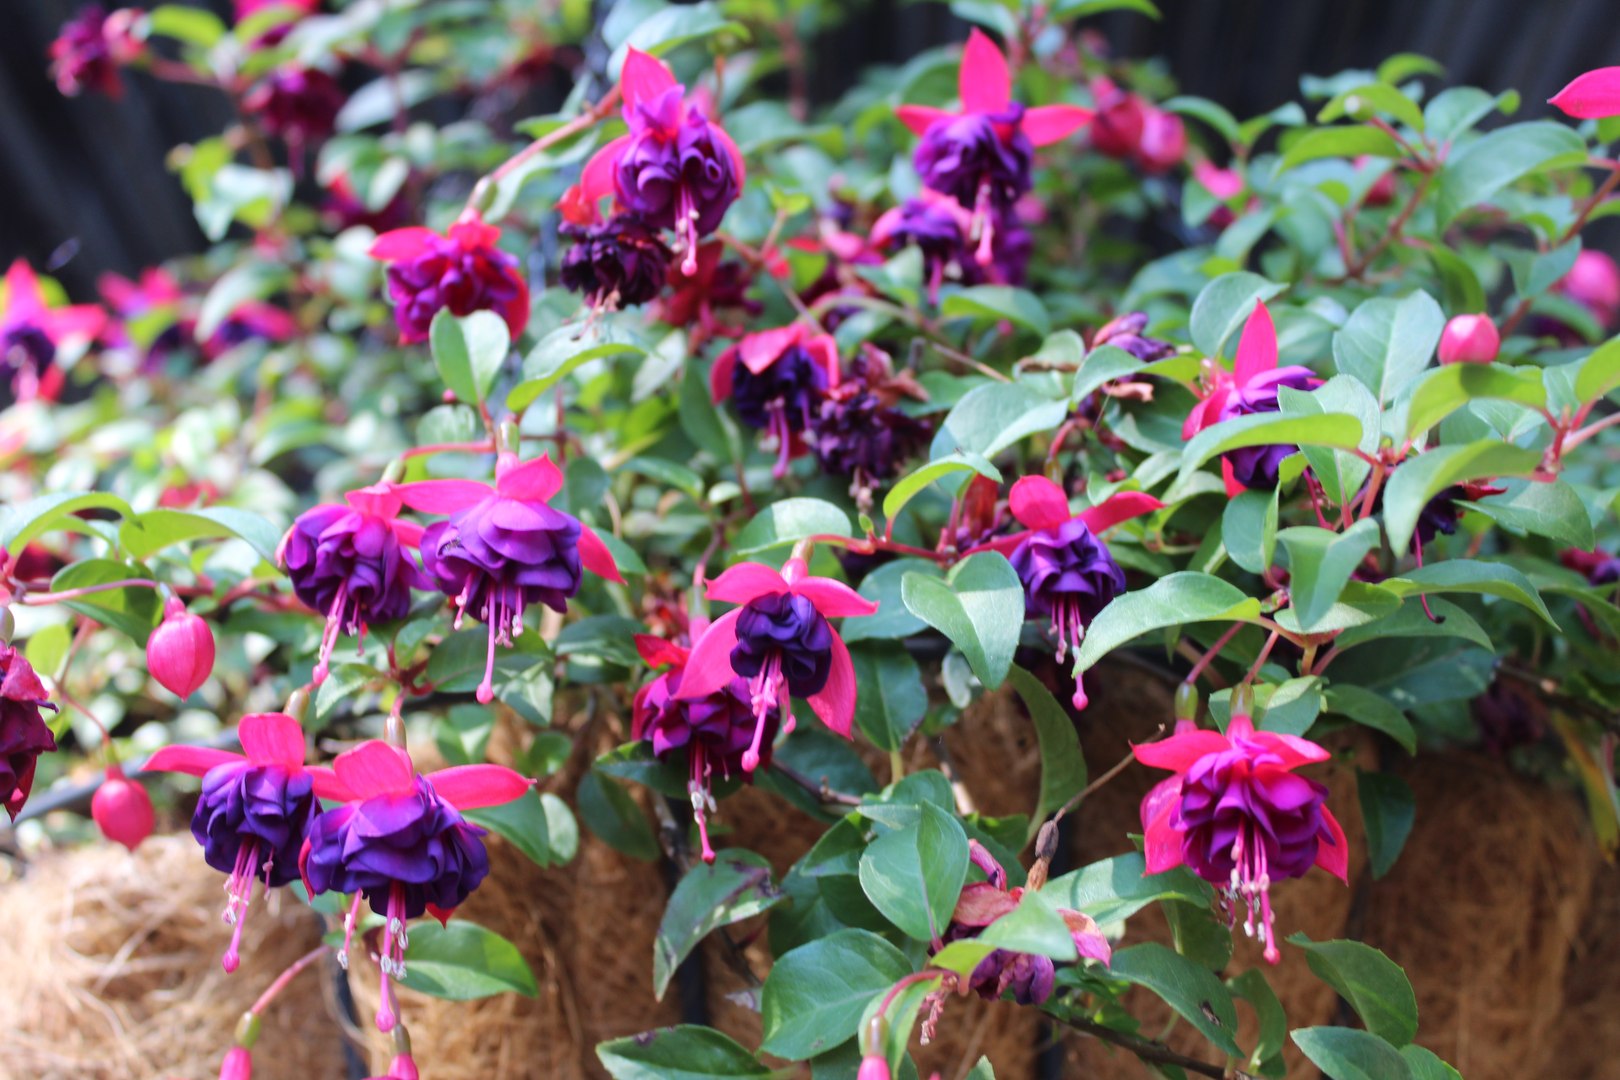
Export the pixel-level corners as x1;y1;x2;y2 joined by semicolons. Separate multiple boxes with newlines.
471;86;624;210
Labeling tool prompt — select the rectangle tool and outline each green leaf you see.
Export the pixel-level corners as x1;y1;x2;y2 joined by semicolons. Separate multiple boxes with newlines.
1424;87;1519;145
1162;96;1240;145
147;4;226;46
1228;969;1288;1076
1572;335;1620;404
654;849;785;1000
1288;935;1418;1046
1109;943;1242;1056
1403;362;1546;438
1189;272;1286;358
1333;291;1446;405
858;801;969;942
314;661;384;721
592;528;650;577
509;323;648;411
1325;685;1416;753
466;790;578;869
1271;582;1399;637
1292;1028;1413;1080
623;457;706;502
607;2;750;78
1358;771;1416;879
1383;558;1557;627
430;309;510;405
734;498;853;555
1277;520;1381;632
50;560;162;646
24;623;70;679
841;560;942;643
850;642;928;752
1007;664;1087;836
1318;84;1426;132
599;1026;771;1080
2;491;135;555
1466;478;1594;549
1178;412;1364;486
555;615;645;666
679;357;737;464
931;381;1070;460
1500;238;1581;301
760;929;914;1060
1400;1045;1464;1080
399;920;538;1001
1333;596;1492;653
1050;0;1161;19
576;770;660;861
196;262;291;342
1045;853;1211;923
1377;53;1445;84
882;452;1001;520
1164;896;1235;970
979;887;1080;960
1222;487;1279;575
1434;121;1588;228
120;507;284;564
1380;442;1542;554
900;551;1024;689
1070;344;1147;405
940;286;1051;337
1427;245;1486;315
1076;572;1260;673
1277;125;1403;173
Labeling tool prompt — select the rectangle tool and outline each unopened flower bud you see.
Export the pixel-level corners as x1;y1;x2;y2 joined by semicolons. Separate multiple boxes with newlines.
146;595;215;699
1035;819;1060;862
219;1046;253;1080
92;762;154;851
1438;314;1500;365
1174;683;1199;724
234;1011;262;1049
857;1016;891;1080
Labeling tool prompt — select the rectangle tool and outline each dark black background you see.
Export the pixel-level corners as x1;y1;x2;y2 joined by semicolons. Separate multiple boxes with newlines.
6;0;1619;299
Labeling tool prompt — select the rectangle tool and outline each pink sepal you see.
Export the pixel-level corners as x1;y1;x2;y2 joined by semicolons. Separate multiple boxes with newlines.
738;323;805;375
306;766;354;802
1141;776;1186;873
621;47;679;110
713;124;748;189
1022;104;1092;146
1008;475;1071;531
4;260;43;315
369;227;438;262
394;479;492;515
959;28;1011;114
390;519;426;548
1315;806;1350;882
580;526;628;584
447;211;502;250
332;741;415;799
710;343;739;402
1248;729;1332;768
495;453;565;502
346;483;404;519
143;744;242;777
1062;909;1112;965
792;575;880;617
1221;457;1245;498
43;304;107;344
1181;390;1229;441
1133;729;1230;772
237;712;305;767
674;608;743;701
967;837;1006;885
635;634;689;669
429;763;530;809
707;562;787;605
895;104;954;136
952;881;1020;926
1550;67;1620;119
581;135;632;202
1232;300;1277;387
807;630;856;737
1077;491;1164;534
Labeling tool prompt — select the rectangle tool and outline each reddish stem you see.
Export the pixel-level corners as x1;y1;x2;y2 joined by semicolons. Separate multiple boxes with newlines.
402;441;495;459
1184;622;1244;689
251;945;332;1015
20;579;160;604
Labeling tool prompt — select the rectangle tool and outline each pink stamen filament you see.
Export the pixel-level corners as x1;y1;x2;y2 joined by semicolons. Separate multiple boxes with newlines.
768;406;793;479
220;838;260;973
743;651;788;772
972;177;994;267
679;186;699;276
1049;599;1090;709
689;741;716;865
313;585;350;684
375;881;408;1031
1227;819;1279;964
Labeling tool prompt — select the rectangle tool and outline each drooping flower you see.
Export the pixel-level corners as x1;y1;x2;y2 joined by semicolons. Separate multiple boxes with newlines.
146;595;217;699
1088;79;1145;159
1134;106;1187;173
299;741;529;1030
809;345;932;487
0;644;59;820
145;712;325;972
243;66;346;170
205;300;299;359
871;192;973;303
1550;67;1620;119
370;211;530;344
936;841;1111;1004
969;477;1162;709
559;214;673;310
1;259;107;401
1091;311;1176;361
632;632;760;863
651;239;760;350
896;30;1090;261
677;556;879;773
49;5;141;98
1133;712;1348;963
278;482;434;683
98;267;192;368
1182;301;1317;494
1556;250;1620;331
576;48;746;275
235;0;319;48
92;762;154;851
395;453;625;703
1438;314;1500;365
710;323;841;478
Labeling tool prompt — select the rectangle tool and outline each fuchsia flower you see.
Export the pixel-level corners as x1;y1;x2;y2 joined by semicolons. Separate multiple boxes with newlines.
1133;714;1348;963
278;482;432;683
1;259;106;401
710;323;841;478
1551;67;1620;119
99;267;192;366
370;211;530;344
1438;314;1500;365
242;66;346;172
939;840;1111;1004
895;30;1090;262
299;741;529;1031
0;645;58;820
677;556;878;773
146;595;216;699
205;300;299;359
1555;250;1620;331
970;478;1162;708
396;453;624;704
1134;106;1187;173
1181;300;1317;495
49;5;142;98
576;48;747;276
92;762;154;851
146;712;329;972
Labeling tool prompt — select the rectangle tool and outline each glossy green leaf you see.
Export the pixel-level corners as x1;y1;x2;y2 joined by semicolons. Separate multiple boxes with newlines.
1383;558;1557;627
147;3;226;45
49;559;162;647
1380;442;1542;554
1400;1045;1464;1080
1228;968;1288;1076
1466;477;1594;549
509;323;648;411
1222;487;1279;574
1289;935;1418;1045
1325;685;1416;753
760;929;914;1060
1178;412;1363;485
1277;519;1381;632
120;507;284;564
931;381;1069;460
1358;771;1416;879
1333;596;1492;652
679;357;737;464
901;551;1024;689
883;451;1001;520
1424;87;1519;145
1044;852;1211;923
734;498;853;555
1318;83;1426;132
1162;95;1240;144
1189;272;1286;358
1434;121;1588;228
576;770;660;861
399;920;538;1001
1404;362;1546;439
1050;0;1161;19
599;1026;771;1080
1007;663;1087;835
1076;572;1260;672
940;286;1050;337
607;1;750;77
466;790;578;869
841;560;942;643
1333;291;1445;405
1277;125;1403;173
978;887;1078;960
2;492;135;555
1109;943;1241;1056
1070;344;1147;404
858;801;969;942
1572;335;1620;404
849;642;928;751
654;849;784;999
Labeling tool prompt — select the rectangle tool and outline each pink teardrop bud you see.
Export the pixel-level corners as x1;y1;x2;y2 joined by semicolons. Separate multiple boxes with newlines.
92;763;154;850
219;1046;253;1080
386;1054;420;1080
856;1056;892;1080
147;595;215;699
1438;315;1500;365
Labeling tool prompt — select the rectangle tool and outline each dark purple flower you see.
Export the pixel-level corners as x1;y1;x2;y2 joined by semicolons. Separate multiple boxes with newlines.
371;213;530;344
1009;517;1127;633
559;214;673;309
0;646;57;820
872;196;972;303
243;66;346;167
731;593;834;699
913;106;1034;212
1360;482;1464;547
810;392;931;482
1093;311;1176;361
278;483;432;683
1216;365;1316;489
732;344;830;434
49;5;137;98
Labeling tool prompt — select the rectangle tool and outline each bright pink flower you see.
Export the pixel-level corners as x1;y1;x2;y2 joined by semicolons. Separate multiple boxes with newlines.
92;761;154;851
1134;107;1186;173
147;595;216;699
369;1053;419;1080
395;452;624;703
1556;250;1620;329
676;556;878;765
1438;314;1500;365
896;29;1091;153
1550;67;1620;119
205;300;299;359
370;211;529;344
1193;160;1245;201
219;1046;253;1080
1088;79;1145;159
1133;714;1348;963
709;323;841;478
1;259;107;401
1355;156;1397;206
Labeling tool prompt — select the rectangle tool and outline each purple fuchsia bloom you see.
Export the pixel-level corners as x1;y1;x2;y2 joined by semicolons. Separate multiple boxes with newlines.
1181;301;1317;495
809;346;932;485
278;482;433;684
937;841;1110;1004
970;477;1162;709
49;5;141;98
243;66;346;172
677;557;878;776
1133;712;1348;963
0;646;58;821
710;323;841;478
577;48;746;276
395;453;625;704
204;300;299;359
1;259;107;402
632;632;762;863
98;267;192;369
1092;311;1177;361
145;712;327;972
559;214;673;310
370;211;530;344
895;30;1091;266
299;740;529;1031
871;192;974;304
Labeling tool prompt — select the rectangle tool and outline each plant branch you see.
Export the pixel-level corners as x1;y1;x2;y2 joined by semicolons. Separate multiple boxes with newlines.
468;86;624;212
773;761;863;806
252;945;332;1015
1059;1016;1244;1079
1054;745;1144;822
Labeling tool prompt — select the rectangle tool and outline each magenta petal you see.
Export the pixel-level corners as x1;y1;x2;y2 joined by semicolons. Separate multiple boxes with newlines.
958;28;1011;114
1022;104;1092;147
429;764;530;809
332;741;416;799
1076;491;1165;535
675;609;743;701
1142;793;1186;874
237;712;306;768
1182;390;1227;441
394;479;492;515
807;630;856;738
1550;67;1620;119
346;483;404;519
895;104;954;136
306;766;355;802
579;526;627;584
791;576;879;618
706;563;788;605
713;123;748;189
581;135;632;202
1008;475;1072;531
953;882;1019;926
1133;730;1230;772
1247;730;1332;768
143;745;243;778
1315;806;1350;882
967;838;1006;886
620;47;679;110
1232;300;1278;386
369;227;439;262
495;454;565;502
1062;910;1112;966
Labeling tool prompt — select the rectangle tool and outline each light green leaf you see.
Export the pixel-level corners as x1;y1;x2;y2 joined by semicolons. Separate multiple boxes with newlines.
931;381;1069;461
940;286;1051;337
120;507;284;564
1178;412;1364;485
1007;664;1087;836
1318;83;1426;132
1288;935;1418;1045
841;560;943;643
1109;943;1241;1056
734;498;853;555
1332;291;1445;405
399;921;538;1001
900;551;1024;689
858;801;969;942
1292;1028;1412;1080
1221;487;1280;575
1277;519;1382;632
509;323;648;411
1466;477;1594;549
1076;572;1260;673
1434;121;1588;228
654;849;784;999
883;452;1001;520
1380;442;1542;554
599;1026;771;1080
1383;558;1557;627
1189;272;1286;358
1277;125;1403;173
